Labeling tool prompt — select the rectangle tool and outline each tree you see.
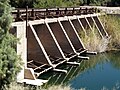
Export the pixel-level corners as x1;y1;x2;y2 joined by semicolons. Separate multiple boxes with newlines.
0;0;22;89
34;0;84;8
34;0;63;8
110;0;120;6
9;0;34;8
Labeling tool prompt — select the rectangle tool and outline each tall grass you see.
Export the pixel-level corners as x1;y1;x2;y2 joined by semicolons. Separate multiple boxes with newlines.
80;26;109;53
100;15;120;50
79;15;120;52
7;82;86;90
7;82;120;90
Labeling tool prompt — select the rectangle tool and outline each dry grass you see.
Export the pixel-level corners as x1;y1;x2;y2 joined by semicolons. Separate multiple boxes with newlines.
7;82;119;90
100;15;120;49
7;82;86;90
47;85;72;90
79;15;120;52
6;83;29;90
80;27;109;53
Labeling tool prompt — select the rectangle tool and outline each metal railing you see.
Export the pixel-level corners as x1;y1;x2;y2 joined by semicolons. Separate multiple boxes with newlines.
12;7;98;22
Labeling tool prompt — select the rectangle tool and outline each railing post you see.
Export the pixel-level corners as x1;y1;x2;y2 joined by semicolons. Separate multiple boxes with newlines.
17;9;20;21
26;6;28;35
31;8;35;20
72;7;75;15
79;7;81;15
85;8;87;14
46;8;49;18
65;7;67;15
92;8;94;14
56;8;59;16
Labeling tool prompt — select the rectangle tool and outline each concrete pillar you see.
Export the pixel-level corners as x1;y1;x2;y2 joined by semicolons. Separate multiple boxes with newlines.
12;22;27;82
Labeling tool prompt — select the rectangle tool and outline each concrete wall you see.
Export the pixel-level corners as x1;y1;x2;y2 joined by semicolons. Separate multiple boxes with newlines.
12;22;27;82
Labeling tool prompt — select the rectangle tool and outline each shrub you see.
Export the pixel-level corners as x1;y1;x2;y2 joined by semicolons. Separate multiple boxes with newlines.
0;0;22;89
80;26;109;53
100;15;120;49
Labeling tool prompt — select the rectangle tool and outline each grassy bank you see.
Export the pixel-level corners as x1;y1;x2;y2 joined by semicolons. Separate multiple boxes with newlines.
80;15;120;53
7;82;120;90
6;82;86;90
80;27;109;53
101;15;120;49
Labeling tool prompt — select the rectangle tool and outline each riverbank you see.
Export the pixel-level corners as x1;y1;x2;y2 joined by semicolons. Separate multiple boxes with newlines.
7;51;120;90
6;82;85;90
79;14;120;53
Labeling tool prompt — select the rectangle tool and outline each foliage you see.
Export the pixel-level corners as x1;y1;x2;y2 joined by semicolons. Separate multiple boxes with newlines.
100;15;120;49
107;0;120;6
34;0;84;8
7;82;80;90
80;15;120;52
33;0;120;8
9;0;34;8
80;27;109;53
34;0;63;8
8;0;120;8
0;0;22;89
6;82;68;90
88;0;110;5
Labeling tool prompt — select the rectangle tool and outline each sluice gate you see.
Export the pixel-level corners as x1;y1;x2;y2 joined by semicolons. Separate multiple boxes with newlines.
11;7;108;85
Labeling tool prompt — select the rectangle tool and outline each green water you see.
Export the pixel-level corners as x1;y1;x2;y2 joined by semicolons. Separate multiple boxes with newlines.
41;51;120;90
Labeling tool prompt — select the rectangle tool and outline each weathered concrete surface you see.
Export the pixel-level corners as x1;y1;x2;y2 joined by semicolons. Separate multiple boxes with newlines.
12;21;27;82
81;6;120;14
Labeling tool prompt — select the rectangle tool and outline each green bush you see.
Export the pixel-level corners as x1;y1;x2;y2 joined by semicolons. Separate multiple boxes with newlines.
34;0;84;8
34;0;63;8
0;0;22;89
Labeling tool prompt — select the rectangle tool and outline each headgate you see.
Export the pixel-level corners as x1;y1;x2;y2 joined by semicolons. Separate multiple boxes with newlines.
11;7;108;85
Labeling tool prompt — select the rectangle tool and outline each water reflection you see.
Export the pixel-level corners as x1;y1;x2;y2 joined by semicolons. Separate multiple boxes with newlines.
108;51;120;69
40;51;120;90
70;51;120;90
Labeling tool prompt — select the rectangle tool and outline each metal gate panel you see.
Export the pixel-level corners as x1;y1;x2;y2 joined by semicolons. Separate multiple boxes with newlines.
48;22;75;56
61;21;84;51
32;24;64;61
27;26;51;65
93;16;108;37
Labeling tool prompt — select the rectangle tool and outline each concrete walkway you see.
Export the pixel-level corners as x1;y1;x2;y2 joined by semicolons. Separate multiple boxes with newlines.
81;6;120;14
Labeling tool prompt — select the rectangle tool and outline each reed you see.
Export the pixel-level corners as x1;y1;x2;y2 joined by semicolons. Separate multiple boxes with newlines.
79;15;120;52
7;82;86;90
100;15;120;49
80;26;109;53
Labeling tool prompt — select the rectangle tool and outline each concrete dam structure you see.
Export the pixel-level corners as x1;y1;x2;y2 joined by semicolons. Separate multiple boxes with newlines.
11;7;108;85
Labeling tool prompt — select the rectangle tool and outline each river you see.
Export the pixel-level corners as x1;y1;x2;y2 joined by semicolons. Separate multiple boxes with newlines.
40;51;120;90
